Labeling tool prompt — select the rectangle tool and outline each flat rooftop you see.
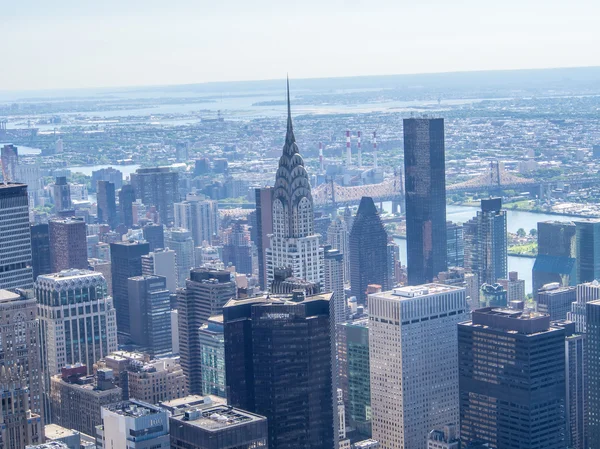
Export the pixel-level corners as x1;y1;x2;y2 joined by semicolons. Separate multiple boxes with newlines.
105;400;164;418
160;395;226;415
38;269;101;281
45;423;79;441
172;405;266;431
0;289;23;302
375;283;464;300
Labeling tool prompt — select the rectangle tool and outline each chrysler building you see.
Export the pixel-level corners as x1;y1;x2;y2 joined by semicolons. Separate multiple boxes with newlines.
265;81;324;289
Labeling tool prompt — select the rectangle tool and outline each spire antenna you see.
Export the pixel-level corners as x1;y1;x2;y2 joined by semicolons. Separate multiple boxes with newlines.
285;76;295;144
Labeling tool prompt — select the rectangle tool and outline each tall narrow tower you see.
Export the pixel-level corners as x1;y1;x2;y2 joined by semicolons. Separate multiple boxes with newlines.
372;131;378;169
346;130;352;166
357;131;362;168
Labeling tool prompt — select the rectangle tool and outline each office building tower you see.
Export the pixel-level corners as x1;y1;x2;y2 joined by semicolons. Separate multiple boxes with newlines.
126;357;187;404
96;181;117;229
254;187;273;291
174;193;219;246
460;308;566;448
265;87;324;290
0;183;34;289
165;228;196;287
91;167;123;192
110;241;149;335
463;198;508;286
324;245;347;324
0;366;43;449
31;224;51;280
130;167;179;225
36;270;118;376
1;144;18;182
0;289;43;416
328;217;350;281
52;177;72;213
127;275;172;356
118;184;136;228
497;271;525;302
142;222;164;252
222;221;253;275
338;389;351;449
533;221;577;297
169;404;268;449
48;217;88;273
427;425;460;449
349;197;389;305
369;284;467;449
141;248;177;293
178;269;236;394
198;316;226;398
89;259;112;295
96;400;170;449
337;318;371;438
16;162;42;207
575;219;600;283
446;222;464;267
537;284;577;320
387;242;400;287
223;291;334;449
403;117;447;285
586;301;600;447
568;281;600;333
50;365;122;437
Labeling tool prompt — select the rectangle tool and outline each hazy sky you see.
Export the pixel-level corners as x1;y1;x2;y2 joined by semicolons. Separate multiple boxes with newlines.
4;0;600;91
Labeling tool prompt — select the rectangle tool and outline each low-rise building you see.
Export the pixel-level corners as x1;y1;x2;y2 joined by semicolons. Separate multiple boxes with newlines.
127;357;187;404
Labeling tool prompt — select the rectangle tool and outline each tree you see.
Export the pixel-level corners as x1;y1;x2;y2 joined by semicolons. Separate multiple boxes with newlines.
517;228;526;238
529;228;537;237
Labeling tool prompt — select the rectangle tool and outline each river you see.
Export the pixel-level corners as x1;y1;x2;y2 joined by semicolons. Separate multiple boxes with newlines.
389;204;578;295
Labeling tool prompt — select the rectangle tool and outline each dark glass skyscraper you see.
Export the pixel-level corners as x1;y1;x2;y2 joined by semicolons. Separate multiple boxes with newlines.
403;118;447;285
97;180;118;229
459;307;566;448
48;217;88;273
575;219;600;283
110;240;149;336
118;184;136;228
31;223;51;280
586;300;600;448
223;292;334;449
349;196;389;304
130;167;179;225
142;223;164;252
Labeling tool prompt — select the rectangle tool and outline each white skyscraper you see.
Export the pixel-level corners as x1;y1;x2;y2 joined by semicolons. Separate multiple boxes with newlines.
165;228;196;288
36;269;118;377
324;246;347;324
142;248;177;293
369;284;468;449
265;81;324;289
327;218;350;281
174;193;219;247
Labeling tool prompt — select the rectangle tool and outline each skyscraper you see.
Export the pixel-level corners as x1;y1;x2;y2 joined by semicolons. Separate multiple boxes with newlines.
91;167;123;192
165;228;195;287
537;284;577;321
31;223;51;281
369;284;467;449
446;221;464;267
48;217;88;273
403;117;447;285
497;271;525;302
97;180;118;229
327;217;350;281
223;292;334;449
586;300;600;447
533;221;577;298
575;219;600;283
222;220;253;275
130;167;179;225
463;198;507;286
178;268;236;394
36;270;118;376
128;275;172;357
265;83;324;289
52;176;72;213
568;281;600;333
254;187;273;291
141;248;177;293
109;241;149;336
118;184;136;228
459;307;566;448
1;144;18;182
324;245;347;324
198;316;227;398
0;183;34;289
349;197;389;304
174;193;219;246
142;222;164;252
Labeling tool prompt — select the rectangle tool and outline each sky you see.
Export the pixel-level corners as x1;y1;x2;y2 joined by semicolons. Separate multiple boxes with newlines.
3;0;600;91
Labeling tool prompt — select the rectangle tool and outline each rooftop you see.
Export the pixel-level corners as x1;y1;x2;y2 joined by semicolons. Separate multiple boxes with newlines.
376;283;464;300
44;424;79;441
105;400;164;418
172;405;266;431
0;289;24;303
38;269;102;281
160;395;226;415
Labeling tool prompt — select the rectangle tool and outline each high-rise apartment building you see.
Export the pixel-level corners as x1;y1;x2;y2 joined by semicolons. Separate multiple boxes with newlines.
96;181;117;229
198;316;226;398
36;270;118;377
446;221;464;268
0;289;43;416
142;222;164;252
568;281;600;333
265;88;324;290
52;177;72;213
537;284;576;320
324;245;346;324
369;284;467;449
48;217;88;273
349;197;389;305
586;300;600;447
533;221;577;297
223;292;334;449
254;187;273;291
403;118;447;285
1;144;19;182
31;224;51;280
174;193;219;246
130;167;179;225
118;184;136;228
328;217;350;281
575;219;600;283
497;271;525;302
96;400;170;449
91;167;123;192
463;198;507;286
459;307;566;448
221;220;252;275
178;269;236;394
0;183;34;289
110;241;149;335
141;248;177;293
128;275;172;356
165;228;195;287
